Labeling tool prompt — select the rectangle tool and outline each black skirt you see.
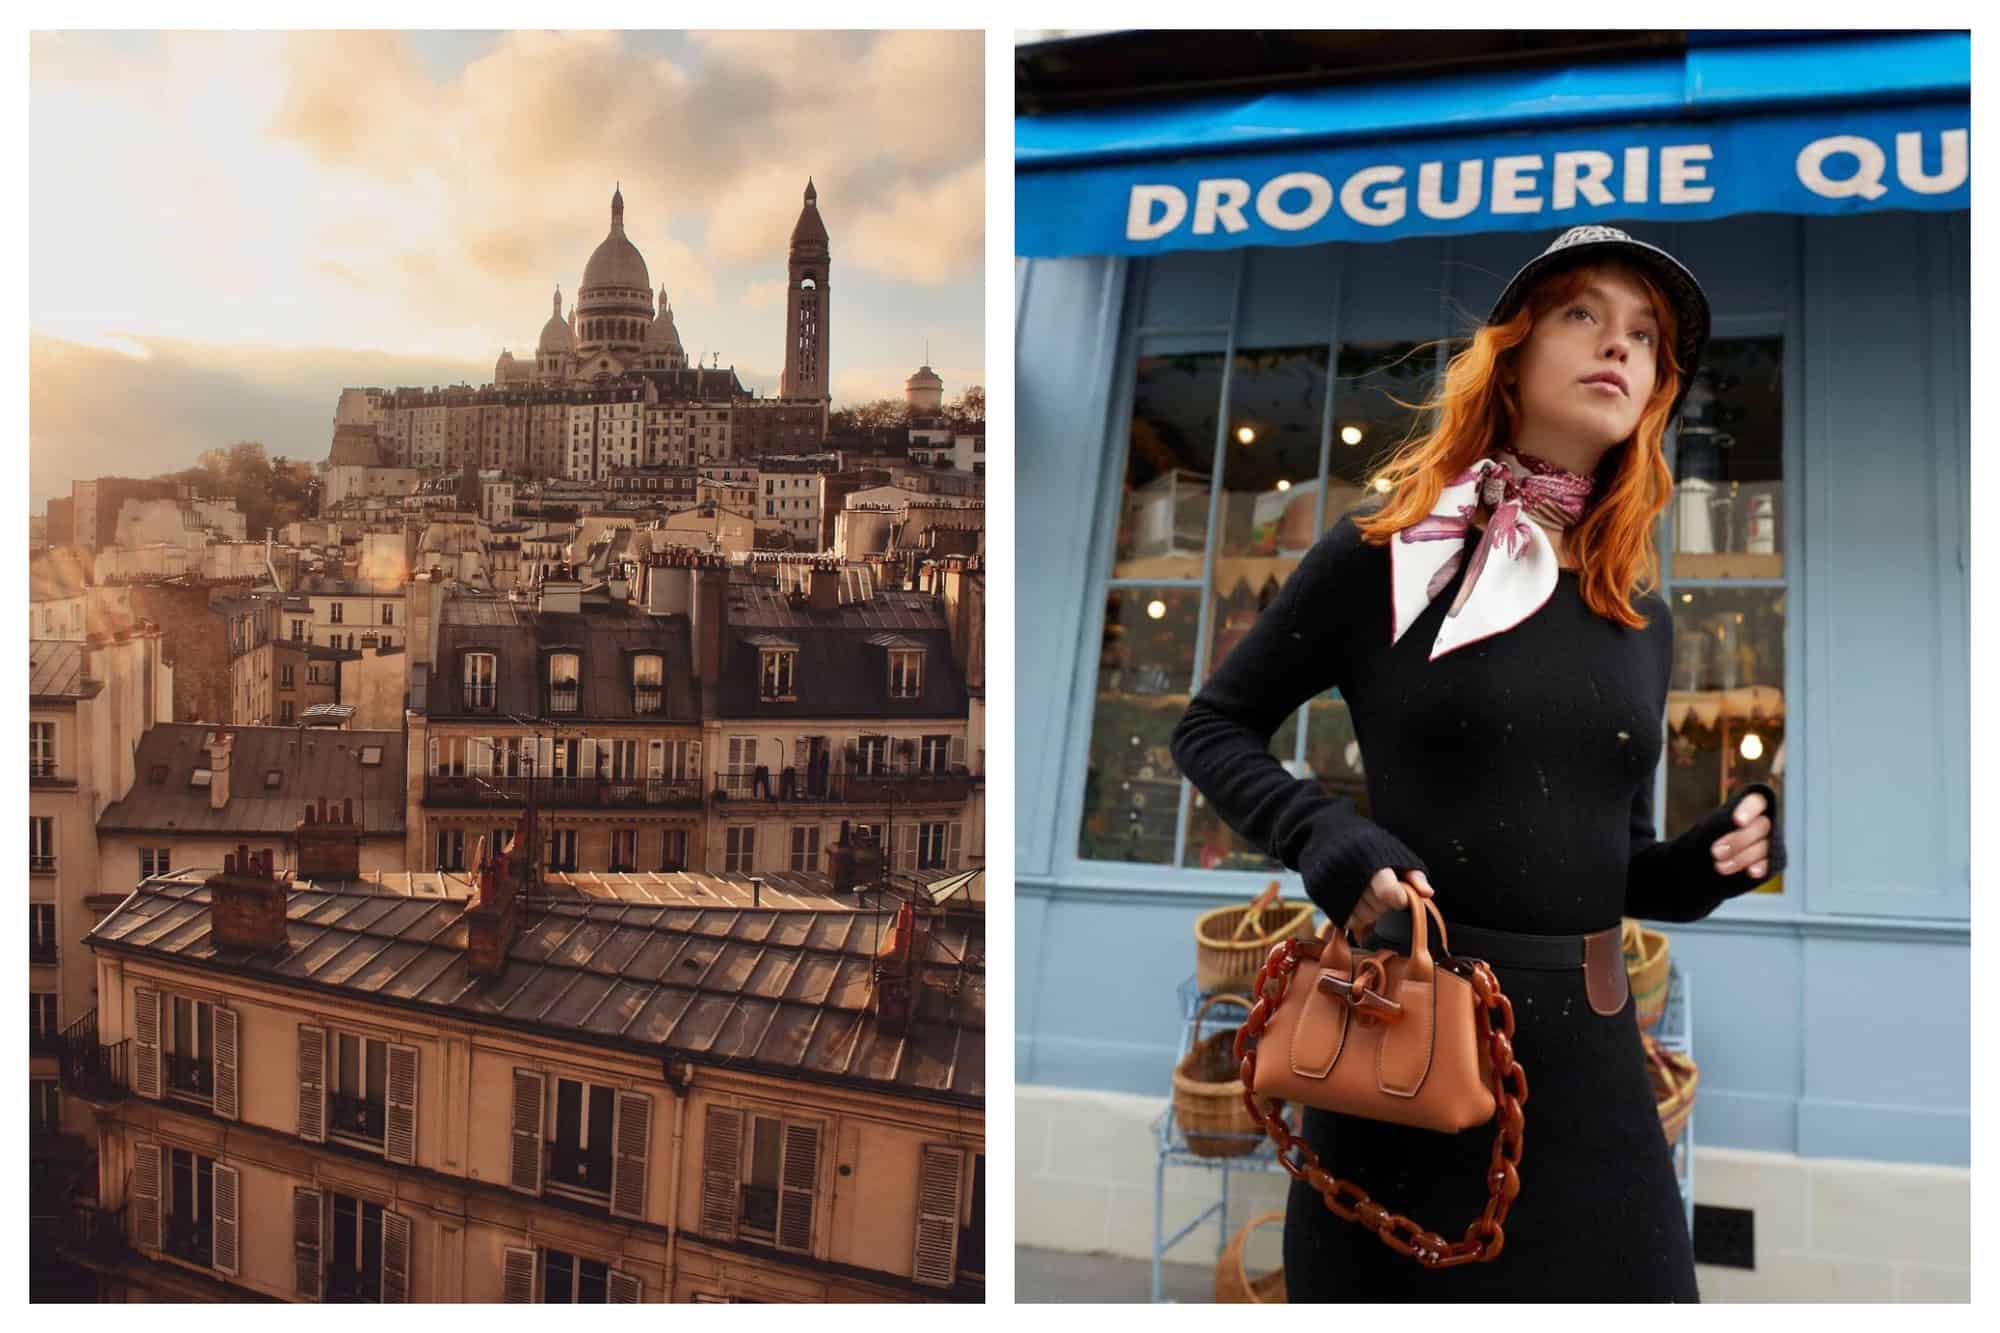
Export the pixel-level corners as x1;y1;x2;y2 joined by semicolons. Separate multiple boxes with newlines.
1281;961;1698;1302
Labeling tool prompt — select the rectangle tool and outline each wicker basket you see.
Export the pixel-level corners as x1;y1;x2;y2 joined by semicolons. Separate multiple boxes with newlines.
1172;994;1261;1158
1622;918;1672;1031
1214;1211;1287;1303
1643;1034;1699;1146
1195;894;1316;995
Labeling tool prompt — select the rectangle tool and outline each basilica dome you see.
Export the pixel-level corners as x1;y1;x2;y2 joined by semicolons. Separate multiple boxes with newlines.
538;288;573;351
580;186;651;298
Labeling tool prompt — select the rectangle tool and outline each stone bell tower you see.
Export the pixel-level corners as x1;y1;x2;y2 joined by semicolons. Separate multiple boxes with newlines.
780;177;831;408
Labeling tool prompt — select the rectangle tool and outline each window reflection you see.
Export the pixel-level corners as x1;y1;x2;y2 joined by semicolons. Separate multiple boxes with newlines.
1081;588;1201;864
1670;338;1784;577
1117;352;1225;579
1663;586;1786;894
1321;342;1436;533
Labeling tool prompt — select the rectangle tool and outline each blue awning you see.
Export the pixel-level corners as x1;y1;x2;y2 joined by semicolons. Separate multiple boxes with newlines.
1016;33;1968;258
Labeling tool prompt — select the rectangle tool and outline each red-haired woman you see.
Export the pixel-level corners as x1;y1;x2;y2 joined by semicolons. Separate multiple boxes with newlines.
1171;226;1785;1301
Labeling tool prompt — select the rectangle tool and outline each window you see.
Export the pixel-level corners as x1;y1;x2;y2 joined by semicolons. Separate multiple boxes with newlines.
961;1153;986;1279
659;829;689;872
1655;337;1789;896
920;734;952;773
327;1193;384;1303
280;664;295;689
705;1109;820;1253
547;828;578;872
29;816;55;873
164;1146;217;1268
609;829;638;873
856;735;888;776
292;619;307;641
30;904;56;963
789;825;820;873
760;649;797;701
29;721;54;778
464;652;497;711
888;650;924;699
918;822;950;870
632;654;663;713
330;602;344;624
165;994;215;1104
549;653;580;713
382;604;395;626
280;701;294;724
725;826;755;874
541;1247;611;1303
32;992;58;1041
32;1079;60;1138
435;828;465;872
547;1077;615;1200
141;847;172;878
330;1031;389;1149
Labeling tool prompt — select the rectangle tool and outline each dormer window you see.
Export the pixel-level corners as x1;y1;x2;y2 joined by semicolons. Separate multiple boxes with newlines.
633;654;663;714
549;652;580;714
889;650;924;700
760;649;797;702
464;652;498;711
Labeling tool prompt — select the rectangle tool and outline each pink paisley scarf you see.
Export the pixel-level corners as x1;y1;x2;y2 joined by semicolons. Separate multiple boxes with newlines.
1389;449;1597;661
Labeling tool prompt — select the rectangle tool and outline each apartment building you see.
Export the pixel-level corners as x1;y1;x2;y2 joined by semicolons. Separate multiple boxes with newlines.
46;824;983;1301
707;560;977;883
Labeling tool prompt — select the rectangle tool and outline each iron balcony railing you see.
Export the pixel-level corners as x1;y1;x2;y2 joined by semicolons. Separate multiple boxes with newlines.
633;686;663;714
713;765;975;805
30;855;57;874
163;1215;213;1269
29;760;71;785
548;683;580;714
326;1267;382;1304
31;1025;64;1058
464;682;498;712
547;1141;612;1196
329;1091;386;1144
50;1202;131;1269
164;1051;214;1102
30;940;58;965
423;774;707;809
56;1009;130;1104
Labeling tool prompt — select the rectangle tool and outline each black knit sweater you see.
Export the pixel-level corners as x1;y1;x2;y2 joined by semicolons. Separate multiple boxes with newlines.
1170;505;1786;935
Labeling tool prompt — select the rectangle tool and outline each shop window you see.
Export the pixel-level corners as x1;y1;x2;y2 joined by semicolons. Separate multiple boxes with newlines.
1648;342;1789;892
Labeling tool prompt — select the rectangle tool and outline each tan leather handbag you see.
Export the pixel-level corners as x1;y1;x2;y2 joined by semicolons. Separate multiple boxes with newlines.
1233;894;1529;1268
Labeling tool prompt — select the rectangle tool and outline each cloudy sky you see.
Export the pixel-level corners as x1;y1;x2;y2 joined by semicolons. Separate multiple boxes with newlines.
29;29;985;507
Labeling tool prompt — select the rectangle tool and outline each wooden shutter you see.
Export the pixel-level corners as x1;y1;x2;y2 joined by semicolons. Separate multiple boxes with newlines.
607;1269;642;1304
947;820;963;870
912;1145;965;1288
689;740;702;783
775;1121;820;1255
897;823;918;873
293;1186;323;1301
609;1090;652;1220
297;1024;326;1142
213;1006;240;1120
385;1042;419;1165
699;1105;742;1239
133;987;161;1099
501;1245;536;1303
132;1140;162;1250
949;735;967;768
212;1162;242;1276
647;739;664;780
509;1069;545;1194
381;1210;411;1303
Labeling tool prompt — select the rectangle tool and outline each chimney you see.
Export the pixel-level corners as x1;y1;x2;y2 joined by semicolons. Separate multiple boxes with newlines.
205;730;233;810
294;797;363;882
207;844;288;953
808;562;840;611
539;562;582;615
465;812;529;978
873;901;918;1037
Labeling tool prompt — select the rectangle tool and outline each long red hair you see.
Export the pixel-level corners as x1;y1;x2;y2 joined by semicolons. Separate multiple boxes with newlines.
1352;261;1684;630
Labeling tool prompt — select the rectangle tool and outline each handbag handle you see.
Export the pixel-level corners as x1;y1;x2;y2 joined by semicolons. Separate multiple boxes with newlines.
1325;884;1449;984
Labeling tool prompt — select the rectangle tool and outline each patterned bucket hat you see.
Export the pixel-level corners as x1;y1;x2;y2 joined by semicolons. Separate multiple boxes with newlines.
1488;224;1712;424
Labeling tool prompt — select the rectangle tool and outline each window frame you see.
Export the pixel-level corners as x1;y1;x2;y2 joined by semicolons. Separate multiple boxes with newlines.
1053;251;1816;920
29;721;55;777
327;1029;390;1152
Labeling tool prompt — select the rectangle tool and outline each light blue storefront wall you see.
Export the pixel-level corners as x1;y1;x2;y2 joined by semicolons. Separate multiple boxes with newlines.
1015;208;1969;1166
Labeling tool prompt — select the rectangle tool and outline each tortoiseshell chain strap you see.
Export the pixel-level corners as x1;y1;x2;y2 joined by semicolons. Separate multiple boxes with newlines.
1231;937;1530;1268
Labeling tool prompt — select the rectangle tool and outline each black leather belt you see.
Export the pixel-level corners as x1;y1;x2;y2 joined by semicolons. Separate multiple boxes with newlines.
1367;909;1630;1016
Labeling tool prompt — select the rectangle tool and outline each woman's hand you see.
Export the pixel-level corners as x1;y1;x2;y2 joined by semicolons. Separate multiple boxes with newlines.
1711;790;1772;879
1343;868;1435;937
